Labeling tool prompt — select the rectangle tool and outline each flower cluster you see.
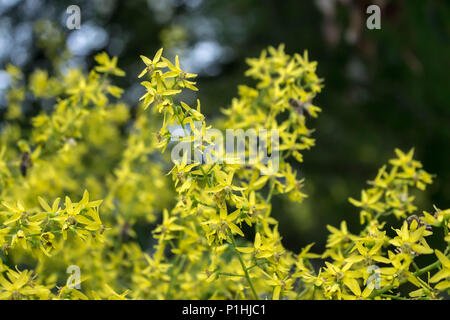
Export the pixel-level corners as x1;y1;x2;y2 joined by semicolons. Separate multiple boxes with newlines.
317;149;448;300
140;47;449;300
0;44;448;300
0;51;169;299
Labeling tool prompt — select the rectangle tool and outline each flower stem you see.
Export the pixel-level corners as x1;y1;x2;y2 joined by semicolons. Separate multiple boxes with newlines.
266;178;276;203
380;293;409;300
230;232;259;300
165;254;186;299
369;255;447;298
218;272;245;277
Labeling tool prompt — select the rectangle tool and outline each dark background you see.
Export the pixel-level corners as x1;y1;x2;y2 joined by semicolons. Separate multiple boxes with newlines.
0;0;449;255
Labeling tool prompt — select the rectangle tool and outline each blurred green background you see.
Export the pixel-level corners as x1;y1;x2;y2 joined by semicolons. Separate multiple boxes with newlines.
0;0;449;255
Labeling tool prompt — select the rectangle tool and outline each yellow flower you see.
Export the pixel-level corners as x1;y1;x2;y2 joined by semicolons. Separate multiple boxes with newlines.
326;221;354;248
6;63;22;82
162;55;198;91
322;262;362;298
430;250;450;290
245;49;268;79
390;220;433;255
138;48;166;78
202;207;243;245
349;189;385;224
0;269;50;300
266;273;294;300
422;206;450;227
389;148;421;169
341;282;373;300
94;52;125;76
349;189;384;212
348;240;389;263
206;169;246;204
153;209;184;241
237;232;273;259
103;284;130;300
139;73;181;110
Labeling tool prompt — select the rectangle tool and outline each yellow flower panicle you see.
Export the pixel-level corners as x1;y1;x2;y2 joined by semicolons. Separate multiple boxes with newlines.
0;46;448;300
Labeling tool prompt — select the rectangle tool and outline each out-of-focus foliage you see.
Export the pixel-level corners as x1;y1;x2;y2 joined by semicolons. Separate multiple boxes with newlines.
0;48;171;299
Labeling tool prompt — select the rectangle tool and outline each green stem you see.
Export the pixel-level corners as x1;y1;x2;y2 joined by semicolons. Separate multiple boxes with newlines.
266;178;275;203
165;254;186;299
230;232;259;300
247;262;266;271
295;279;309;300
218;272;245;277
380;294;409;300
369;255;447;298
195;200;216;208
414;259;441;277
